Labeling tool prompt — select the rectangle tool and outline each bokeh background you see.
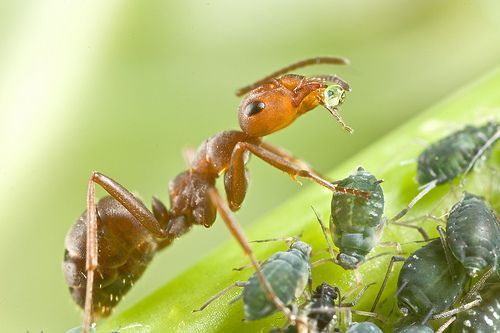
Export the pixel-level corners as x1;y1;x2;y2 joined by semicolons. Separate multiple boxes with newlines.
1;1;499;331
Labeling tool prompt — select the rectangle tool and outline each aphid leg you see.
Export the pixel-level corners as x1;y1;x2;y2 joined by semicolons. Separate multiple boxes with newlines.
322;104;353;134
81;172;168;333
436;225;456;278
311;207;338;260
232;260;263;272
193;281;248;312
208;189;295;322
341;282;375;307
354;270;364;287
378;241;403;253
459;128;500;187
235;56;349;96
371;256;406;312
390;179;438;223
227;142;369;198
436;316;456;333
390;221;429;240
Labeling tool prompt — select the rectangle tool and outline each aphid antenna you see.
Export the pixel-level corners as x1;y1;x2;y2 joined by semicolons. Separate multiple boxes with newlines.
460;267;494;304
390;179;438;223
431;296;481;320
235;56;349;96
371;256;406;312
459;128;500;188
249;231;304;246
192;280;249;312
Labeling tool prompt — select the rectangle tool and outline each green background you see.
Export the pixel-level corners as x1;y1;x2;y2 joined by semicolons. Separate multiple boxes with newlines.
0;1;499;331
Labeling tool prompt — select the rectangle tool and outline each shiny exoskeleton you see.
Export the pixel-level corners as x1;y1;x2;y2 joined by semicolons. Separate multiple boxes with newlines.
63;57;365;332
392;121;499;222
446;192;499;277
451;275;500;333
330;167;385;269
396;240;467;322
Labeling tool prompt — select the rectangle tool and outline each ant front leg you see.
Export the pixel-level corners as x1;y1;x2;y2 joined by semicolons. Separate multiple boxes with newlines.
82;172;166;333
226;142;369;203
208;189;294;322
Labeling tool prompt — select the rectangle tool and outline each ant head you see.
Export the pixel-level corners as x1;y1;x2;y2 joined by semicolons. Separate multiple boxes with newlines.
238;84;299;137
236;56;353;137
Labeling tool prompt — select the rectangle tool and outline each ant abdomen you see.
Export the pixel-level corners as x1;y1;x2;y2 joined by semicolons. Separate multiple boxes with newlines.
63;196;158;317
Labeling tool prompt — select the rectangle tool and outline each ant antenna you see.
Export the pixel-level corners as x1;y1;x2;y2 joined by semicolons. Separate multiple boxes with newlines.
236;56;349;96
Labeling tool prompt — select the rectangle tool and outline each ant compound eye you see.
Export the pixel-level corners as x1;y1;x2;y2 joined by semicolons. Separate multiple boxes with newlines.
244;101;266;117
324;85;345;108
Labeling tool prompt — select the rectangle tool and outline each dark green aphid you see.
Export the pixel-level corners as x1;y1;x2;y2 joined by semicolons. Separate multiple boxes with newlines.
392;121;499;222
417;121;499;185
276;283;341;333
195;241;312;321
397;240;467;320
243;241;312;320
277;282;379;333
346;322;383;333
330;166;385;269
446;192;499;277
451;275;500;333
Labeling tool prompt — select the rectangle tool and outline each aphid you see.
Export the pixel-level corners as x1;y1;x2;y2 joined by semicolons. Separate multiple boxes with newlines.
396;240;467;321
194;240;312;321
63;57;367;332
392;121;499;222
329;167;385;270
314;167;425;274
392;317;434;333
445;192;499;277
278;282;379;333
451;275;500;333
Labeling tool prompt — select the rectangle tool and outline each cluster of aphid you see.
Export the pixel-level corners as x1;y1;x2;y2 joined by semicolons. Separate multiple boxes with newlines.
62;57;499;333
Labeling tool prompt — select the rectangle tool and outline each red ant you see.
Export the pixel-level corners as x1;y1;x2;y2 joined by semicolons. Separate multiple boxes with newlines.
62;57;367;333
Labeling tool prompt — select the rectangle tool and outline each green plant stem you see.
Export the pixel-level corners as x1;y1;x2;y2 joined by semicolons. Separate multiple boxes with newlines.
98;66;500;332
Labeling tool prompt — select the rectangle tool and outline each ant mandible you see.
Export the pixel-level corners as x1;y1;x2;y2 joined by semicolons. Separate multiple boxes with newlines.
62;56;367;333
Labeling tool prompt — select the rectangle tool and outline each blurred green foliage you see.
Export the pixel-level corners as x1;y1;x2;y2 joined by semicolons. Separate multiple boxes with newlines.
0;1;499;331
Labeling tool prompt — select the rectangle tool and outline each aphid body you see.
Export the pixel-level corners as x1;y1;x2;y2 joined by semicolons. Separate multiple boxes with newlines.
330;167;385;269
397;240;467;319
417;121;499;185
446;192;499;277
451;275;500;333
345;322;383;333
243;241;312;320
